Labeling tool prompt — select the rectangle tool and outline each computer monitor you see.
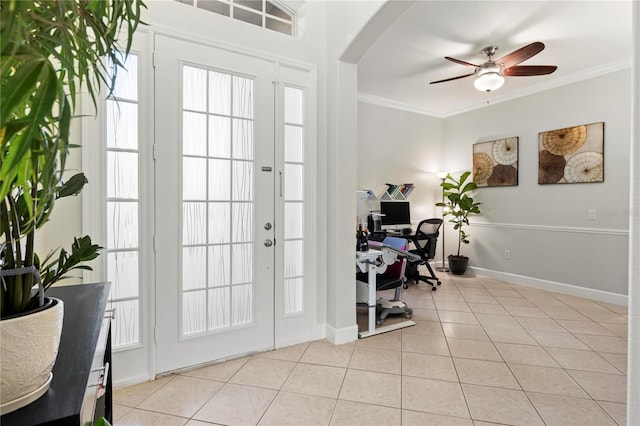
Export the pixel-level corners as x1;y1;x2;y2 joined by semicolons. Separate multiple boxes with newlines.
379;201;411;231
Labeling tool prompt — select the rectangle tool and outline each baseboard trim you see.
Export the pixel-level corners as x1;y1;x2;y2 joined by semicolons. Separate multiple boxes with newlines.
469;266;628;306
113;373;153;390
325;323;358;345
469;221;628;237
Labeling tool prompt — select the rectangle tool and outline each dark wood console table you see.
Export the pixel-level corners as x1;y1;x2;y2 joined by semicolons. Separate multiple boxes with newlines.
1;282;112;426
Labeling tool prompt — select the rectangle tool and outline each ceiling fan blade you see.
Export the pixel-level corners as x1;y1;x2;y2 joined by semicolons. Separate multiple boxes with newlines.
429;72;476;84
445;57;479;68
502;65;558;76
497;42;545;68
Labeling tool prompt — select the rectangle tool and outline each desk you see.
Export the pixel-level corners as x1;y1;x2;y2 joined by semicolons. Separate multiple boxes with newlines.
356;249;415;338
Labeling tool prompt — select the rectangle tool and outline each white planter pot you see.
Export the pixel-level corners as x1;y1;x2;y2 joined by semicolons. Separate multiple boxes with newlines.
0;297;64;414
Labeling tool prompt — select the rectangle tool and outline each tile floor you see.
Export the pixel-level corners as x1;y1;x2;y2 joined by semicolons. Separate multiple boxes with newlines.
113;274;628;425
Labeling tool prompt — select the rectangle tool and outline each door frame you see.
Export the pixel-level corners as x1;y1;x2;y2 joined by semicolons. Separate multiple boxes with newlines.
82;28;319;384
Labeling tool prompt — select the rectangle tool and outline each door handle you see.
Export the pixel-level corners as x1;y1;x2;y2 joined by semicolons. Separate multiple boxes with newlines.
264;239;273;247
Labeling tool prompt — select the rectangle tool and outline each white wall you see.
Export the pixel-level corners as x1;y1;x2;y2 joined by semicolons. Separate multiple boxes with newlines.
356;102;444;223
357;69;631;298
443;69;631;297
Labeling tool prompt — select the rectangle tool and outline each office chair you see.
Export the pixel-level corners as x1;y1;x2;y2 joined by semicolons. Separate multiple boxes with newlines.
405;218;443;291
356;236;415;325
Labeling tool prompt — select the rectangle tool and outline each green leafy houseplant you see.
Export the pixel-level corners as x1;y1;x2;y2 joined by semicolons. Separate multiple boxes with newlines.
1;0;145;318
436;171;481;274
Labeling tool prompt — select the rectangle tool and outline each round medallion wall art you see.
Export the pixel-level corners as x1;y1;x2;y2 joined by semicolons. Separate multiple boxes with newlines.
538;122;604;184
473;137;519;187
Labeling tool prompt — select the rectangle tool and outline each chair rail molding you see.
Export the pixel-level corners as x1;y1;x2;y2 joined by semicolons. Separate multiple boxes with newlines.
469;221;629;237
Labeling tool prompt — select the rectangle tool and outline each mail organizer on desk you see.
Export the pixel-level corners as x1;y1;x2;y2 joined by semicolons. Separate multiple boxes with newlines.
1;282;113;426
355;239;418;338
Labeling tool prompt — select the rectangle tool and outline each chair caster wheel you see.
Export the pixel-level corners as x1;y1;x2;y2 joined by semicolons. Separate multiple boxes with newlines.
376;319;384;326
431;286;437;291
437;281;441;285
403;284;408;289
405;313;412;319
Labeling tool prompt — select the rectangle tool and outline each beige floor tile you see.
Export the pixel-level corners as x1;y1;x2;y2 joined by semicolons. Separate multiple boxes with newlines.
402;376;469;418
254;342;309;362
504;306;548;318
599;351;627;373
405;291;437;309
229;357;296;389
339;369;401;408
329;400;401;426
113;404;133;422
539;306;588;321
527;329;589;349
138;375;223;418
508;364;588;398
468;303;508;315
514;317;565;332
258;391;335;426
185;420;220;426
113;375;175;407
349;346;401;374
483;325;537;345
438;310;479;325
355;329;402;350
400;320;444;336
442;323;490;341
402;333;450;356
459;288;492;297
556;319;614;335
453;358;520;390
527;392;616;426
193;383;276;425
597;401;627;426
409;307;440;321
402;409;473;425
447;337;502;361
495;297;534;307
599;322;628;337
282;363;346;398
487;289;521;298
117;408;188;426
402;352;458;382
545;347;620;374
463;295;499;304
567;370;627;403
462;384;544;425
299;341;354;368
181;357;249;381
476;313;523;329
581;311;627;324
575;334;628;354
494;342;559;367
434;301;472;312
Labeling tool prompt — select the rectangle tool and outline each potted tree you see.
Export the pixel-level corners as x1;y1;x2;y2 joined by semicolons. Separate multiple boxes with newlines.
0;0;144;414
436;171;482;275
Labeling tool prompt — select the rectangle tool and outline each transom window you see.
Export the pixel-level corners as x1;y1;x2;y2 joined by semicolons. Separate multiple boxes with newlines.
175;0;296;36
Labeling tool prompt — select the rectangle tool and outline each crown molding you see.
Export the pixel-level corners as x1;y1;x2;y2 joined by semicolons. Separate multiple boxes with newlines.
358;56;633;118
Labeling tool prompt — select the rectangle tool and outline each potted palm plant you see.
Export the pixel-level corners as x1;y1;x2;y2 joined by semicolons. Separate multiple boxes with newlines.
436;171;482;275
0;0;144;414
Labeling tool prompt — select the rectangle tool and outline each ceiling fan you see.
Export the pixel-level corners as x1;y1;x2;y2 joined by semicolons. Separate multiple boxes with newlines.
430;42;558;92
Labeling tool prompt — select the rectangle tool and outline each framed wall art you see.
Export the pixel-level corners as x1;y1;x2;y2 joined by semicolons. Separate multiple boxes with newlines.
472;137;519;187
538;122;604;184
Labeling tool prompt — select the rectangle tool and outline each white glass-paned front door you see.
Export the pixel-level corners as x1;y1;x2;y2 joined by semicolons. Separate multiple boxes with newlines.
283;86;304;315
106;53;141;348
181;66;256;336
155;35;275;373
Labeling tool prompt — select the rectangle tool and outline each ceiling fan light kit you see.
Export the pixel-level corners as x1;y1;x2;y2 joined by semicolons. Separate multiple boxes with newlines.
474;70;504;92
430;42;557;92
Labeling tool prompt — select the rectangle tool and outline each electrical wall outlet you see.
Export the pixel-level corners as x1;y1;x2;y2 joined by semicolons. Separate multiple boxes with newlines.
588;209;597;220
504;250;511;260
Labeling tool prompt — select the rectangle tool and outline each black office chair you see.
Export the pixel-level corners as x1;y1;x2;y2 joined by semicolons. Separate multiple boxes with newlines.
405;218;443;291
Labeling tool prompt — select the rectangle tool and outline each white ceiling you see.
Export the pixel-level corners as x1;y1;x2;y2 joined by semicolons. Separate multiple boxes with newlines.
357;1;633;118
